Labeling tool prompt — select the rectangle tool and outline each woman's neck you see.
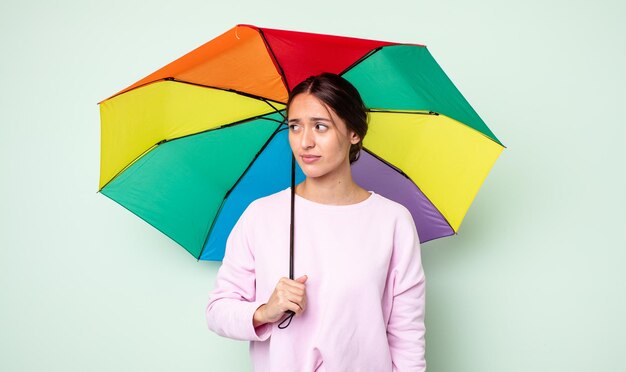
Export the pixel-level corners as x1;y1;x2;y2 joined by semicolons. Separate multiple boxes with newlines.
295;176;370;205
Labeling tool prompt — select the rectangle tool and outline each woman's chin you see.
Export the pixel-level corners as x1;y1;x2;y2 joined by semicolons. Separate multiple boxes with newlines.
298;165;326;180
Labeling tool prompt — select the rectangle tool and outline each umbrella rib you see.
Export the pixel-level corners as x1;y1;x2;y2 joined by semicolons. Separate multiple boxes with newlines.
339;46;385;77
197;119;287;260
256;28;290;93
367;109;439;115
161;78;289;123
361;147;456;237
99;79;161;103
223;120;287;199
99;113;285;192
263;100;287;120
98;142;159;191
367;109;507;148
168;113;286;143
164;77;286;105
99;191;202;259
339;43;431;77
197;193;229;262
361;147;410;179
101;77;287;105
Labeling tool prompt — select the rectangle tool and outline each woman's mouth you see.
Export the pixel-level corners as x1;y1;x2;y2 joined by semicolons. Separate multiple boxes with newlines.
301;155;321;164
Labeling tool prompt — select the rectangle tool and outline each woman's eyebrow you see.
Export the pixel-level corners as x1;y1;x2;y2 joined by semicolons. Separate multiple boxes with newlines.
309;117;332;122
287;117;332;123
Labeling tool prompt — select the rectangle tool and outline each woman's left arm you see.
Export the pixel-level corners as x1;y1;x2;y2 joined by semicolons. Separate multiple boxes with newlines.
386;209;426;372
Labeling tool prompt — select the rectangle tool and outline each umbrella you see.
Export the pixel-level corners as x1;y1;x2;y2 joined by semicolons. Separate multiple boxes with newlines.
98;24;504;262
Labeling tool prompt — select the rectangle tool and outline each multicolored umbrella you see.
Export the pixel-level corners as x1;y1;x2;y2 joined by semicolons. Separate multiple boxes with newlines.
98;24;504;261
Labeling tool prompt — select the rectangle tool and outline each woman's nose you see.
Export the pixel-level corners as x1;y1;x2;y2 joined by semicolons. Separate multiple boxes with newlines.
301;128;314;149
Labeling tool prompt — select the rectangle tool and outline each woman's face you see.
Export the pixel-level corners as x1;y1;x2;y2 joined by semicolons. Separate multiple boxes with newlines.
287;93;360;181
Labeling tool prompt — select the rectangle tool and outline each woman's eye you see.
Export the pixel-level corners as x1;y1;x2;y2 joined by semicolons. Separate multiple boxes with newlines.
288;124;301;132
315;123;328;132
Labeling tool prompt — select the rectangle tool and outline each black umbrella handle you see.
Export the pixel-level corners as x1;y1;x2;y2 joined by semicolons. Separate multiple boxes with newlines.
278;154;297;330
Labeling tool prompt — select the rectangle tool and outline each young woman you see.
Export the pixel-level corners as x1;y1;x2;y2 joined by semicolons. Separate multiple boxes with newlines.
206;73;426;371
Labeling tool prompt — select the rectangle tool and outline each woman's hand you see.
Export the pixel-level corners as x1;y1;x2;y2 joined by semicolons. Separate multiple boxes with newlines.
253;275;308;327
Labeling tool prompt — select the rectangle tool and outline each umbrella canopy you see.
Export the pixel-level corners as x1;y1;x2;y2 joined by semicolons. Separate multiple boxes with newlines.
99;24;504;261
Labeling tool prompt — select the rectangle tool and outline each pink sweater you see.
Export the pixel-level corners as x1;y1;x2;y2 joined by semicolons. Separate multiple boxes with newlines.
206;188;426;371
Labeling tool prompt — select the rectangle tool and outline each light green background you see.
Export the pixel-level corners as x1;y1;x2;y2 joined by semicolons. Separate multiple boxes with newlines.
1;0;624;371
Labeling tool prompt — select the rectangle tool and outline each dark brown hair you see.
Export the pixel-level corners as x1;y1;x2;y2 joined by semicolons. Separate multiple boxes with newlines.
286;73;368;163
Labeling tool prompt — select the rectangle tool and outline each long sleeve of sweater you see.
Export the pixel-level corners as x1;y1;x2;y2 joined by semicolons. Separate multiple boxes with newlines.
205;213;272;341
386;208;426;371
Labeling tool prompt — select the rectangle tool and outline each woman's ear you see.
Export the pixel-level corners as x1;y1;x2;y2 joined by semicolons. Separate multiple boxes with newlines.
350;131;361;145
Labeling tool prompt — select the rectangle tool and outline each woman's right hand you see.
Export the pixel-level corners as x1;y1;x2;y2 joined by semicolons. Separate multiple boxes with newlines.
254;275;308;326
